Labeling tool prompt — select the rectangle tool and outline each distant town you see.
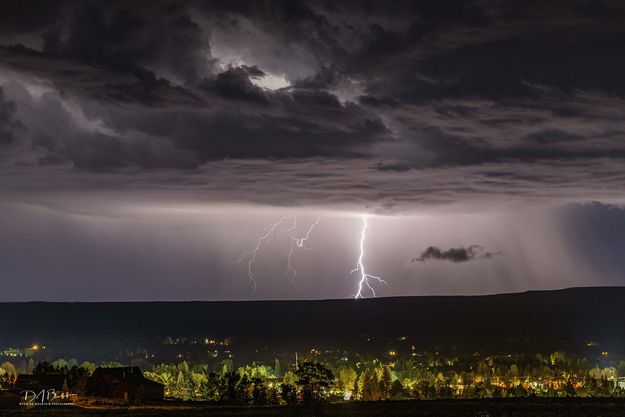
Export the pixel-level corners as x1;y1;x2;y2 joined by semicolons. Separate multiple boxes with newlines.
2;334;625;407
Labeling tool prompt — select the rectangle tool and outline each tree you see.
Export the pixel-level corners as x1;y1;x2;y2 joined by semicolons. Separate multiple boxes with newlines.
380;366;392;399
175;370;191;400
221;371;251;404
351;373;360;400
274;359;282;379
252;378;269;405
33;362;55;374
81;361;97;375
1;361;17;389
221;359;233;376
514;383;528;398
338;367;357;394
26;358;35;374
439;385;454;399
361;369;373;401
283;370;297;386
389;379;405;399
196;372;220;401
295;361;334;405
1;362;17;379
67;365;91;391
52;359;69;370
370;370;382;400
281;383;298;405
189;372;207;400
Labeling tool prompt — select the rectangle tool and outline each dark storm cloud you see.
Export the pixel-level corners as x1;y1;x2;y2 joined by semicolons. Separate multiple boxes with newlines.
1;0;625;208
32;0;213;84
0;0;66;39
0;45;203;107
0;86;25;144
412;245;500;263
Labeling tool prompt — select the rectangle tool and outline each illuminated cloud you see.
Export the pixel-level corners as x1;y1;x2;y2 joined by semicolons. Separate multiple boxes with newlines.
250;73;290;91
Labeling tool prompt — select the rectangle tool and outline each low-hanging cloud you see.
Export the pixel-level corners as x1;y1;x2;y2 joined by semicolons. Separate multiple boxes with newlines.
411;245;501;264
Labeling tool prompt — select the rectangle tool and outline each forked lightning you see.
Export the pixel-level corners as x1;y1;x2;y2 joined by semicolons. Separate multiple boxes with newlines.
238;216;320;291
351;216;387;299
238;215;387;298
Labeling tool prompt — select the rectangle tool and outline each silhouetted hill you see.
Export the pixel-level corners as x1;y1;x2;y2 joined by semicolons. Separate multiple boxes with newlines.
1;287;624;360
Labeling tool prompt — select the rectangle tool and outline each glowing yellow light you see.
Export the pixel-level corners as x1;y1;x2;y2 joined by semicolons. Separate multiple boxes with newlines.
31;345;39;350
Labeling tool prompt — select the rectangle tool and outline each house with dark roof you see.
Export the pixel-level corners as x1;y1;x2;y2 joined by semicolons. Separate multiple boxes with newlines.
86;367;163;402
14;373;68;393
12;373;72;403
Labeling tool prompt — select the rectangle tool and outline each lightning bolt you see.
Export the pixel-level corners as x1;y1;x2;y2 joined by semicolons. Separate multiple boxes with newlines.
237;216;293;292
285;217;320;281
237;216;320;291
351;215;387;299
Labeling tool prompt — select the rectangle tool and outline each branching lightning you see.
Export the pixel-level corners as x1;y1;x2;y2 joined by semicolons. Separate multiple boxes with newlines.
285;217;320;281
237;216;292;292
237;216;320;291
351;216;387;299
238;214;386;298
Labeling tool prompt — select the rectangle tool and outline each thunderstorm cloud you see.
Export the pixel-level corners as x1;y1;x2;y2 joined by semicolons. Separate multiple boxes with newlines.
0;0;624;211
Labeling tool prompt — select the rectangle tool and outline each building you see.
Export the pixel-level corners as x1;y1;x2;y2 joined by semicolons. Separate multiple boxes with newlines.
86;367;163;402
13;373;72;403
14;373;68;393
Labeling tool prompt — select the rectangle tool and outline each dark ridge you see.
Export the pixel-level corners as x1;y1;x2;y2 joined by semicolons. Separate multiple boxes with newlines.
1;287;624;360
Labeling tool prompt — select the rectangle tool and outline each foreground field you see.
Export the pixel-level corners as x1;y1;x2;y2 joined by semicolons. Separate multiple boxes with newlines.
2;398;625;417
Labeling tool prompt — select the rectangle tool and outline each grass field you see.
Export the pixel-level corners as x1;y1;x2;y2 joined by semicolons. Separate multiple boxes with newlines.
2;398;625;417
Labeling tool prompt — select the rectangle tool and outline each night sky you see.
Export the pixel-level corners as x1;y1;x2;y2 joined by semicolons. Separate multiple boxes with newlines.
1;1;624;301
